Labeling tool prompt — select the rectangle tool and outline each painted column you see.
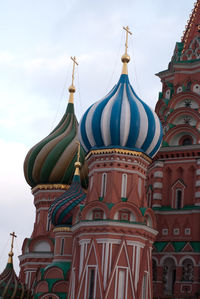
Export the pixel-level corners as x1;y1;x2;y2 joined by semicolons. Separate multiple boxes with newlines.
152;162;164;208
195;159;200;206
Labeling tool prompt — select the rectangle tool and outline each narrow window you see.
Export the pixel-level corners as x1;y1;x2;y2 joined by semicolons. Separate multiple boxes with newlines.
88;268;95;299
37;211;40;224
101;173;107;197
147;192;151;208
90;176;94;191
176;190;182;209
152;260;157;281
118;270;125;299
93;209;104;220
142;273;148;299
121;174;127;198
47;215;51;231
60;238;64;255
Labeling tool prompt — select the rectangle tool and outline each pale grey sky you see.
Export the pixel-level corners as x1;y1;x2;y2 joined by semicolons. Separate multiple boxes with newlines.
0;0;196;273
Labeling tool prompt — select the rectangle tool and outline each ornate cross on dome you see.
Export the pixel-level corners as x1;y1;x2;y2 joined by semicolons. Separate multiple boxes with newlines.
71;56;78;87
121;26;132;74
68;56;78;103
8;232;17;263
10;232;17;253
123;26;132;55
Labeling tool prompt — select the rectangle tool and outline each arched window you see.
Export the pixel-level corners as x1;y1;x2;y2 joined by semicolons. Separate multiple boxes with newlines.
88;268;96;299
176;189;182;209
182;137;192;146
101;173;107;197
163;258;176;295
152;260;157;281
60;238;64;255
182;259;194;281
121;174;127;198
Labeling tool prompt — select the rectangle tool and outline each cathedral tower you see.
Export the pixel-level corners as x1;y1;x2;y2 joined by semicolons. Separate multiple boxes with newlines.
67;26;163;299
147;1;200;297
19;57;87;289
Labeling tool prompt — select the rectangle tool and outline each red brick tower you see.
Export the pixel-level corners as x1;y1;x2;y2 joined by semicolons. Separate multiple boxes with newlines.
19;57;87;290
148;1;200;298
69;26;163;299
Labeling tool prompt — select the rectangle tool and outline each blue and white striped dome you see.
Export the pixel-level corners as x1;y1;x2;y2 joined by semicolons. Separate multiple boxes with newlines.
79;74;163;158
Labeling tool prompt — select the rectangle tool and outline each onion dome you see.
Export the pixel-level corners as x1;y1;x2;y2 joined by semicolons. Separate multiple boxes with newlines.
24;57;88;188
79;28;163;158
49;144;86;226
0;233;32;299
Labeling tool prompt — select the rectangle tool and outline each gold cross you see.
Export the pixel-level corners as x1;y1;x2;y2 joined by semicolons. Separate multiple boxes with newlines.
123;26;132;54
10;232;17;254
70;56;78;86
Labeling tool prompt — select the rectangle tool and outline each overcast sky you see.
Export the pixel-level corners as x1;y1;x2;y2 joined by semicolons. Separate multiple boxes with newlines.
0;0;196;274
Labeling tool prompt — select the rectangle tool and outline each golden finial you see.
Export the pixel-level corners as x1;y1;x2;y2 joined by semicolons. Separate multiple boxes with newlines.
121;26;132;75
8;232;17;264
68;56;78;104
74;141;81;176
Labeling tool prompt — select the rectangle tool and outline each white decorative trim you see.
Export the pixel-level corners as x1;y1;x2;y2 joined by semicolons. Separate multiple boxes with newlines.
154;171;163;178
153;182;163;189
154;161;164;168
72;220;158;235
173;228;180;235
18;252;53;261
154;210;200;215
153;193;162;200
162;229;168;236
185;228;191;235
195;191;200;198
196;169;200;175
179;255;196;266
195;180;200;187
76;232;155;243
152;204;161;208
89;167;146;179
160;255;178;266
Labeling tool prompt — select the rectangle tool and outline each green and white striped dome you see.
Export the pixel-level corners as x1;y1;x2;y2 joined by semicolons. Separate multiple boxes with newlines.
24;101;87;188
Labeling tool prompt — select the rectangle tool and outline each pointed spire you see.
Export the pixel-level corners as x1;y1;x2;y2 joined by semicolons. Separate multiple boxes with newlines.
121;26;132;75
7;232;17;264
182;0;200;53
74;141;81;176
68;56;78;104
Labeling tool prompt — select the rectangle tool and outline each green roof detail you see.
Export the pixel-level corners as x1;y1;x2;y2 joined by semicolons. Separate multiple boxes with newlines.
153;205;200;211
154;241;200;253
121;197;128;202
172;242;186;252
43;261;71;278
99;197;104;202
154;242;168;252
162;141;169;147
80;204;85;211
168;123;175;129
163;99;169;105
159;92;163;100
106;203;115;210
190;242;200;252
140;207;147;216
